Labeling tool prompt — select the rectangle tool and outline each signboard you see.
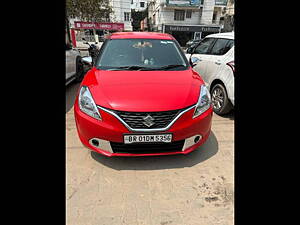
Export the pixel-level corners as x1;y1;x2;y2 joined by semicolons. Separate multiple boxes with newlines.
164;25;221;33
215;0;228;6
166;0;201;7
74;21;124;31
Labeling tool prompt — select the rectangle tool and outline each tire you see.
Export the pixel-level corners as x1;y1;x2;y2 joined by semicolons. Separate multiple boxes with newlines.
211;83;233;115
75;57;84;82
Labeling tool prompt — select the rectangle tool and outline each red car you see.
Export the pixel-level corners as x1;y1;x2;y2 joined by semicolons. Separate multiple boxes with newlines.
74;32;213;157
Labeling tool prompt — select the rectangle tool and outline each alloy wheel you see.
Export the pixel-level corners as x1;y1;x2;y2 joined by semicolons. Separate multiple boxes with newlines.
212;87;224;111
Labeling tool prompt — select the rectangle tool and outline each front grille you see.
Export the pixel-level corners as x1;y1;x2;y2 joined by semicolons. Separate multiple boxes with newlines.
110;140;185;154
113;109;182;129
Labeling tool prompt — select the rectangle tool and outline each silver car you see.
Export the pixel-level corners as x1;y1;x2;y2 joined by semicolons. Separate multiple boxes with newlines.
66;43;84;85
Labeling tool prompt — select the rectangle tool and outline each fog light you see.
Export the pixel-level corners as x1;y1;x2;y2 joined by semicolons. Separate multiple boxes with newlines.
88;138;113;153
91;139;99;147
182;134;202;151
194;136;200;143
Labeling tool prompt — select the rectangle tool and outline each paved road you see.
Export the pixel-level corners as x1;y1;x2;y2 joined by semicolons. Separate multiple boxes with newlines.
66;83;234;225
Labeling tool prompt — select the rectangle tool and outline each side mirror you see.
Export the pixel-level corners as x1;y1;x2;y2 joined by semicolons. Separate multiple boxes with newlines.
81;56;93;66
186;47;194;54
189;56;200;68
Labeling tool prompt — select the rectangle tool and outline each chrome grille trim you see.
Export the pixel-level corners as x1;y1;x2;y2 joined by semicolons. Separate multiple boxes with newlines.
115;110;180;129
97;105;196;132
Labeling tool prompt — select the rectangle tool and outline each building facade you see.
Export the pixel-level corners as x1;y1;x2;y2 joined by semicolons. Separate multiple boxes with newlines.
148;0;228;46
131;0;150;11
219;0;234;32
110;0;133;31
67;0;134;47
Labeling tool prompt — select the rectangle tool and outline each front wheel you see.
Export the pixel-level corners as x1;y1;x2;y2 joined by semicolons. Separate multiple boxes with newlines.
211;83;233;115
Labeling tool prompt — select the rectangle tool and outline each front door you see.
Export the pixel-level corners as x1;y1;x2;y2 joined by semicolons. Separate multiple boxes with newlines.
205;39;234;83
191;37;216;80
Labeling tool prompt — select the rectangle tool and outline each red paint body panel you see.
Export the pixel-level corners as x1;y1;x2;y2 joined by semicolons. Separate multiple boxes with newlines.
109;32;174;40
82;67;204;112
74;101;212;156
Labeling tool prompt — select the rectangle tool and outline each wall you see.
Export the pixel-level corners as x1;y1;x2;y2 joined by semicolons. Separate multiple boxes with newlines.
110;0;133;31
200;0;215;24
131;0;149;11
161;8;201;25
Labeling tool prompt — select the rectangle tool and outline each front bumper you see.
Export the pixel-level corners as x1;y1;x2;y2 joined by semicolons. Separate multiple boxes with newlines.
74;99;213;157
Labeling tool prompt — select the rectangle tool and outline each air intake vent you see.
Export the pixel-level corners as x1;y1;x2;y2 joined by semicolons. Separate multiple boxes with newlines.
110;140;185;154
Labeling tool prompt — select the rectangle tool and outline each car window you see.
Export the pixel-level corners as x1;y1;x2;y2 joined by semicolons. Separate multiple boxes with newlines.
227;39;234;49
97;39;188;70
210;38;231;55
194;38;216;54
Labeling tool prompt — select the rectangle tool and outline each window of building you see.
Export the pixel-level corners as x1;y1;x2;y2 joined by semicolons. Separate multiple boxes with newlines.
174;10;185;21
199;8;203;17
140;2;145;7
186;10;192;19
212;12;217;23
124;12;130;21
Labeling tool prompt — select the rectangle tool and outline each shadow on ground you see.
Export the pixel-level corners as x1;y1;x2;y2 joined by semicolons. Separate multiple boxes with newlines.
91;131;218;170
216;110;234;120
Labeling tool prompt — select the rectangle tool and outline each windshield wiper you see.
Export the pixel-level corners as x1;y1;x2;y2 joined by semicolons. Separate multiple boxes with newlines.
106;66;152;71
154;64;186;70
102;64;186;71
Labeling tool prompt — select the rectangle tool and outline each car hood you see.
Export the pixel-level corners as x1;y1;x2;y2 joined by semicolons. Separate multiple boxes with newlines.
82;68;204;112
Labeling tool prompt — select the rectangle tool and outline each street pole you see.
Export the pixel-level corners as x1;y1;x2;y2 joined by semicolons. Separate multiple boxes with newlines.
93;28;99;43
66;18;72;44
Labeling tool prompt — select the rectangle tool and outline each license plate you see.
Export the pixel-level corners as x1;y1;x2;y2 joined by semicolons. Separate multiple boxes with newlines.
124;134;172;144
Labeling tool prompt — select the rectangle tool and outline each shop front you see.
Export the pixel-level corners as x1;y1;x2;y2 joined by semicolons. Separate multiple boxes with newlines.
70;21;125;47
163;24;222;47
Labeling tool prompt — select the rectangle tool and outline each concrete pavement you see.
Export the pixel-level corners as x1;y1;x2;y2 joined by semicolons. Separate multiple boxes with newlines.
66;83;234;225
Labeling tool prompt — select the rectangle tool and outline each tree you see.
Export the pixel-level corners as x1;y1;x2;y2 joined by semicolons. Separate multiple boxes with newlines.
66;0;113;22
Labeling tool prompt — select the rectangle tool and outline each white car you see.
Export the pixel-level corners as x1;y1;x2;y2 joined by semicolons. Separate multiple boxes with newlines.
187;32;234;115
66;43;84;85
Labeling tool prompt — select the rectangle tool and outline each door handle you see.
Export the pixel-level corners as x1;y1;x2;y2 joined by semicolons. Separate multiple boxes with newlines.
215;61;221;65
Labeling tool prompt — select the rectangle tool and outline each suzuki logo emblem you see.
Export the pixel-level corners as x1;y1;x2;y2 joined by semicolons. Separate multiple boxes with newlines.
143;115;155;127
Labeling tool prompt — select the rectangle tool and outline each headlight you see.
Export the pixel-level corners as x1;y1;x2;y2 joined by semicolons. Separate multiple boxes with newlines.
78;86;102;120
193;84;211;118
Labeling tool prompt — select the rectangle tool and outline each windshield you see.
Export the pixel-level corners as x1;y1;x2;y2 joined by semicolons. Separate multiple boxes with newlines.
96;39;188;71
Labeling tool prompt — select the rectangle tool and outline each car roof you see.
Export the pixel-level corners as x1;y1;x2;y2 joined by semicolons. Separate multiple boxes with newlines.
109;32;175;40
205;32;234;40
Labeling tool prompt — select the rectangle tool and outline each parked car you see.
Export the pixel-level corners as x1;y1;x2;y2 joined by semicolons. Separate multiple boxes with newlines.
66;43;84;85
186;32;234;115
74;32;213;157
186;39;201;49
